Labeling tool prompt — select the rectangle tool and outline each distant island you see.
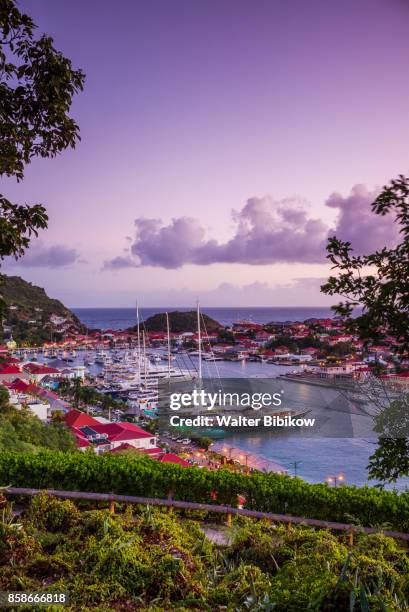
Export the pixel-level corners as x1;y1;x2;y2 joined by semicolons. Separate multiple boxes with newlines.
135;310;223;333
0;274;86;345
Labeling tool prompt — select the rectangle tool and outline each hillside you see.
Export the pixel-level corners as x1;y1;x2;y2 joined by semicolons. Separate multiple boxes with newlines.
0;274;86;345
139;310;222;333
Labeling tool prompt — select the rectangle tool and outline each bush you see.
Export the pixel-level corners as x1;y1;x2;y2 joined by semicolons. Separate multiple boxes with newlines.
0;450;408;531
0;496;407;610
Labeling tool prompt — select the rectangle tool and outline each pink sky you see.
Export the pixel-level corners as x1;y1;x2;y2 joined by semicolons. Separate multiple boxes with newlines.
2;0;409;306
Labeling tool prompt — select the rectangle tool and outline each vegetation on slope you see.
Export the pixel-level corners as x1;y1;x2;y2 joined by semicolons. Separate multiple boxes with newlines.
0;450;407;531
0;388;75;452
58;379;127;413
0;493;407;611
0;274;86;344
139;311;222;334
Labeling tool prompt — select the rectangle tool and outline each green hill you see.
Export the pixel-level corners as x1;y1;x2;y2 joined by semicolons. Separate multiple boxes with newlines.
139;310;222;334
0;274;86;345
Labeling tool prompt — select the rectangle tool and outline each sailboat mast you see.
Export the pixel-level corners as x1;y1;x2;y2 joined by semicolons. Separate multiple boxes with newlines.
136;300;141;376
142;330;147;384
166;312;171;378
197;301;202;379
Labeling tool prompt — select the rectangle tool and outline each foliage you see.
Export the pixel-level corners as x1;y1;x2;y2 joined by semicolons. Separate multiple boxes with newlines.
140;311;222;334
190;435;213;450
0;450;407;532
58;380;126;412
321;175;409;483
0;196;47;261
367;438;409;485
0;273;86;343
0;0;84;260
0;494;407;610
322;174;409;351
0;393;76;452
218;329;236;344
265;334;353;357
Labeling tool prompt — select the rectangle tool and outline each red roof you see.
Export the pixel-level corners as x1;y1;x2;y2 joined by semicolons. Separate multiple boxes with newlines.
0;365;22;374
381;371;409;379
157;453;189;466
7;379;51;399
90;422;153;441
65;409;99;428
140;447;163;455
8;378;30;392
140;448;189;466
110;443;137;453
75;436;90;448
23;363;59;374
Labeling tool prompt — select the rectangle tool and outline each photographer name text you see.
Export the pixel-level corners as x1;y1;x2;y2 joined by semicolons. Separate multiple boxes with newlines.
169;414;315;428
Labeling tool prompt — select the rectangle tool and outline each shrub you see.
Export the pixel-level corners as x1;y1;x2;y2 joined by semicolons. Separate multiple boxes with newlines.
0;450;408;531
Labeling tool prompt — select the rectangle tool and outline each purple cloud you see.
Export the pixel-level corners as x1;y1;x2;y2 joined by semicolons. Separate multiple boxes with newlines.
103;255;137;270
103;185;401;270
10;242;81;268
326;184;400;253
131;217;207;268
104;197;327;270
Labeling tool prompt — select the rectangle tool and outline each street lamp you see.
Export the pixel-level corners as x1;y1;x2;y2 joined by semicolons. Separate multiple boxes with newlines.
239;453;251;473
288;460;302;477
223;447;233;459
326;473;345;487
239;454;246;463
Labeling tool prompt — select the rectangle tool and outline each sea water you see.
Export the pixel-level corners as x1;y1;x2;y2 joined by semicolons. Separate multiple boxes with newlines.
72;307;408;491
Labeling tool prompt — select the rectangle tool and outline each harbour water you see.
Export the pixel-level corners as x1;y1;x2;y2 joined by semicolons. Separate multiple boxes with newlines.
73;306;336;330
72;307;408;491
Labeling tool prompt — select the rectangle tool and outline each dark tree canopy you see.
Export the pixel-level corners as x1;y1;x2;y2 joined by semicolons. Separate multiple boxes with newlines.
321;174;409;352
322;175;409;482
0;0;84;260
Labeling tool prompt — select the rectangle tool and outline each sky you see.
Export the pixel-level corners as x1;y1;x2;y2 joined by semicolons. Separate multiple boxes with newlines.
2;0;409;307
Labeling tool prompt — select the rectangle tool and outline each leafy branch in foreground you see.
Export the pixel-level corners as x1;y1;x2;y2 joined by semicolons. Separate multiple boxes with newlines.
322;175;409;482
0;0;85;260
0;195;47;260
321;174;409;351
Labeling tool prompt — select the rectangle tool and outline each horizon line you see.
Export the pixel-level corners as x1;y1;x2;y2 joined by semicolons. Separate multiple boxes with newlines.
70;305;335;310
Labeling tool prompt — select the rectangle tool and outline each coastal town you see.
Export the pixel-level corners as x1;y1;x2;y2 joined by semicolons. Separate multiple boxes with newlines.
1;0;409;607
1;304;408;475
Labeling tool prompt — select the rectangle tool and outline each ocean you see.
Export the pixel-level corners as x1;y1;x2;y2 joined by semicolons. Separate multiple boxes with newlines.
72;307;408;491
73;306;336;330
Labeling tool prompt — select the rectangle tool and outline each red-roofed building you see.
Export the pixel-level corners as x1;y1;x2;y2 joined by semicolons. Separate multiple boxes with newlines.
110;442;138;453
65;408;100;429
0;364;27;383
140;447;163;456
8;378;30;393
301;347;319;355
86;422;156;450
23;362;60;382
64;410;157;453
111;445;189;467
157;452;189;467
76;436;91;449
